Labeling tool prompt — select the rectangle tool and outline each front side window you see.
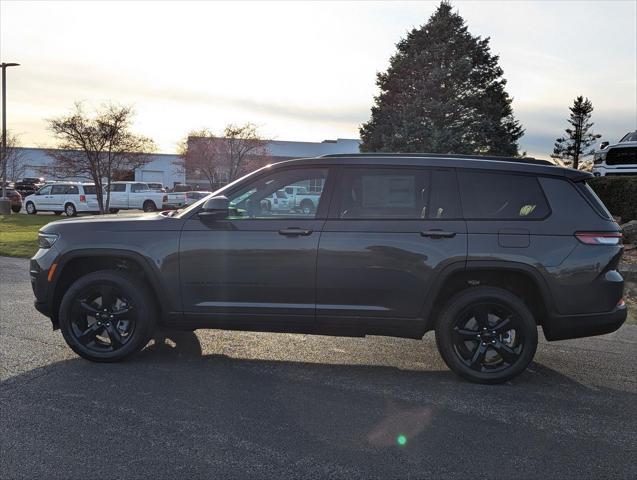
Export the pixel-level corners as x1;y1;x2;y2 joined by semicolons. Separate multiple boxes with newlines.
336;168;431;219
459;171;550;220
226;168;328;219
51;185;68;195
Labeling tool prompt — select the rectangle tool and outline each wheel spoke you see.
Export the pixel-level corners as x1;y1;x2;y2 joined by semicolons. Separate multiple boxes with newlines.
454;327;478;341
105;323;123;349
493;341;519;364
77;323;103;345
469;343;488;368
79;301;99;316
473;305;489;329
111;306;134;318
493;316;511;333
99;286;117;310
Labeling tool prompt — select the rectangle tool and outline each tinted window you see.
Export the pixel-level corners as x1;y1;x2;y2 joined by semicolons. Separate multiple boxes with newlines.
459;171;550;219
109;184;126;192
336;168;431;219
227;168;328;219
82;185;97;194
131;183;149;193
51;185;68;195
65;185;79;194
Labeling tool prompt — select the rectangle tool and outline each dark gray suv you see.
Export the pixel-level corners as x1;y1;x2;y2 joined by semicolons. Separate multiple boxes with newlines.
30;154;627;383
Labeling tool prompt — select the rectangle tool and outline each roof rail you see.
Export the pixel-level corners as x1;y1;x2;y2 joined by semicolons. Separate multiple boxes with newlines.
320;152;553;166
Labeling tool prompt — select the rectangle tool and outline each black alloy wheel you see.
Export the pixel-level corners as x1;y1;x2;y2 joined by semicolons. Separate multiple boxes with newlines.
69;284;136;353
435;287;538;384
59;270;156;362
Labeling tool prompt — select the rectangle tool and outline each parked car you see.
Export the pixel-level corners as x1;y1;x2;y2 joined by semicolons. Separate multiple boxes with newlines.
162;191;210;210
30;153;627;383
593;131;637;176
107;181;168;212
24;182;103;216
14;177;46;197
283;185;321;214
4;187;23;213
262;189;291;213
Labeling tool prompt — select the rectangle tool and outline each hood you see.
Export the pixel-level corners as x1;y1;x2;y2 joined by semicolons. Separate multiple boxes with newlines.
41;212;183;234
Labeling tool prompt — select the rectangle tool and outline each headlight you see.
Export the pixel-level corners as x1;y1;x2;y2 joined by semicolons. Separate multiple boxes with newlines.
38;233;59;249
593;151;607;165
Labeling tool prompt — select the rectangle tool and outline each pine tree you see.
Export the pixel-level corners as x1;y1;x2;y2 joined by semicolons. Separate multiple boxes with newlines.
551;96;601;170
360;1;524;156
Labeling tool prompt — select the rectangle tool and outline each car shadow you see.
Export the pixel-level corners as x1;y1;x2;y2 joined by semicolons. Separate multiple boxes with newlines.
1;330;636;479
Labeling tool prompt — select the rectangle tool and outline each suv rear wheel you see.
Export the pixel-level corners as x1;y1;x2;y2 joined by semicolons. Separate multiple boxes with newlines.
435;286;538;384
59;270;156;362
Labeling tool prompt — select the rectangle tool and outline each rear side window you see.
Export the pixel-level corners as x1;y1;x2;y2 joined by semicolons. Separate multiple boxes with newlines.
109;184;126;192
576;183;612;219
65;185;79;194
459;171;550;220
83;185;97;194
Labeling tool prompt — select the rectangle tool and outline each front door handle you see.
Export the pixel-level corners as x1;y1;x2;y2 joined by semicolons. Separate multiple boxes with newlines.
420;229;456;239
279;228;313;237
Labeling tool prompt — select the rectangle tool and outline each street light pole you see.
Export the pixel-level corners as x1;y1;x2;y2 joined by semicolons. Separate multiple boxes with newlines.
0;62;20;215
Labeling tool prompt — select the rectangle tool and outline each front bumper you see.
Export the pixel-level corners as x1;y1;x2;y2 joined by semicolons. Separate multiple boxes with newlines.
543;303;627;341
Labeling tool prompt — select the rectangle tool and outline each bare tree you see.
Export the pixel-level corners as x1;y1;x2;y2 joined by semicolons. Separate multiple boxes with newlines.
0;132;27;182
46;103;156;213
179;123;269;188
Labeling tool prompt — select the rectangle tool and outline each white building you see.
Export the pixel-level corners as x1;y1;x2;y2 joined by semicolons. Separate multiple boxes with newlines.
12;138;360;188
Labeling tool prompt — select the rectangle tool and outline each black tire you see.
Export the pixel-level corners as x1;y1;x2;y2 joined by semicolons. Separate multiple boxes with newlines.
300;199;314;215
59;270;157;362
25;201;37;214
64;203;77;217
143;200;157;212
435;286;538;384
54;211;63;216
11;205;21;213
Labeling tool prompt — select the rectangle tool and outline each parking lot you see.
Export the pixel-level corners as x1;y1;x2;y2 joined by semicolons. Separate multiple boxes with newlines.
1;255;636;479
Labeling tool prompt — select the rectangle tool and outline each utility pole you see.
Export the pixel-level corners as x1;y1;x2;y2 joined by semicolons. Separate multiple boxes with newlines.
0;62;20;215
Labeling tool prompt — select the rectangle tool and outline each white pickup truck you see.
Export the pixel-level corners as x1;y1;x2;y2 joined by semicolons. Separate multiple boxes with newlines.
283;185;322;214
107;181;167;212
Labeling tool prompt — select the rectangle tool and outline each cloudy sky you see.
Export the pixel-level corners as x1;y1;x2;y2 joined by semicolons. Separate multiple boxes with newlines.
1;0;636;158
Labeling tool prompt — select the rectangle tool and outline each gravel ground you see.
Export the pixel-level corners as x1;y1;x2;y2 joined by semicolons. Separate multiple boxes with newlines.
1;256;636;479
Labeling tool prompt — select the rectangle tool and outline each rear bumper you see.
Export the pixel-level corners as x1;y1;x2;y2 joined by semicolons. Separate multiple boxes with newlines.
543;304;627;341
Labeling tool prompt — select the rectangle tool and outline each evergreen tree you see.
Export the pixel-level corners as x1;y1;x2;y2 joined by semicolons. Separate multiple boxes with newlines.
360;1;524;156
551;96;601;170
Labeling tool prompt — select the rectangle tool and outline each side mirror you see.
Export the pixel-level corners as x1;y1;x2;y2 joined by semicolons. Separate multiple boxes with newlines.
600;141;609;150
199;195;229;219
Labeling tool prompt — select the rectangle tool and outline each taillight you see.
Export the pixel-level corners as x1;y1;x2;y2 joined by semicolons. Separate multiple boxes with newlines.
163;195;168;202
575;232;622;245
79;194;86;203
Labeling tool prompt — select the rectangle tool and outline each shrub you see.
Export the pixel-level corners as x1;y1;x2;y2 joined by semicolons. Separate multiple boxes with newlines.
589;176;637;222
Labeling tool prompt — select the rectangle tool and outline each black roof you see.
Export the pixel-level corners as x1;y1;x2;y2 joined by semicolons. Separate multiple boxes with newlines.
272;152;593;182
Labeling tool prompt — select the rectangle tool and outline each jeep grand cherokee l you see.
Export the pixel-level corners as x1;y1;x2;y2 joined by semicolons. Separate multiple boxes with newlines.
30;154;627;383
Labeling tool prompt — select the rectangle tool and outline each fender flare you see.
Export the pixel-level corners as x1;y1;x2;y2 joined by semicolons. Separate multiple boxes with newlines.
49;248;172;317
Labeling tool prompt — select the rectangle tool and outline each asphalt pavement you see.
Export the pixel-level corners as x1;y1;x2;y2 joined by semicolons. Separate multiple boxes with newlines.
1;256;635;479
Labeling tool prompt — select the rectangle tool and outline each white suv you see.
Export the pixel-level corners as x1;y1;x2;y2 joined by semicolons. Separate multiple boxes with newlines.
593;131;637;177
24;182;102;216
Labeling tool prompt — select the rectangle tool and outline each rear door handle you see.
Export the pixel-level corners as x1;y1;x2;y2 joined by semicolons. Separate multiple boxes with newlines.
278;228;313;237
420;229;456;239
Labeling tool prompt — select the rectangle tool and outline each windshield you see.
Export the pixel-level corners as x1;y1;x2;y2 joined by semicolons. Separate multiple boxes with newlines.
175;165;273;218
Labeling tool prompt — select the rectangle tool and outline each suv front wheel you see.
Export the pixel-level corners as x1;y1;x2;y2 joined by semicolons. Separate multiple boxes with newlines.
59;270;157;362
435;286;538;384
